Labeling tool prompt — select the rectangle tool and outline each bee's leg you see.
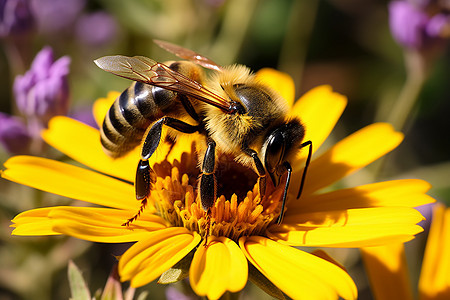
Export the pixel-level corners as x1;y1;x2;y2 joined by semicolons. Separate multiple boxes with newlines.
123;117;199;226
200;138;216;239
242;148;266;200
200;138;217;211
121;159;156;226
179;95;200;122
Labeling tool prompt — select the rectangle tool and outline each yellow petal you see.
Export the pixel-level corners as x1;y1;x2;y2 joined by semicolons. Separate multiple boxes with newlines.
11;221;59;236
419;203;450;300
361;243;414;300
12;206;166;242
311;249;346;270
239;236;357;300
301;123;403;195
255;68;295;107
93;91;120;127
12;207;56;226
282;207;424;228
268;207;424;247
2;156;138;210
11;207;61;236
291;85;347;154
288;179;434;213
42;116;137;182
50;207;167;242
190;236;248;300
119;227;201;287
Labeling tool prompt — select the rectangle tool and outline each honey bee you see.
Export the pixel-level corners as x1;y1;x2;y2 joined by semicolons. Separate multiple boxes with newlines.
94;40;312;227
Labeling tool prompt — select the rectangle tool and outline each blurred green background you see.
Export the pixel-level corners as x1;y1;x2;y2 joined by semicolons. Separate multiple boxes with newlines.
0;0;449;299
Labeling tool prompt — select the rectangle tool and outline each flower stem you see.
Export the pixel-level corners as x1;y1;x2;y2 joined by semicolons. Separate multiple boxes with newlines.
278;0;319;94
208;0;259;65
372;49;428;180
387;49;427;132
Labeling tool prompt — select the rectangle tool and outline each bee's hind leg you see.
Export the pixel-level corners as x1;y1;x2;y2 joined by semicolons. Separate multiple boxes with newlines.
123;117;199;226
199;138;217;239
121;157;155;227
200;138;217;211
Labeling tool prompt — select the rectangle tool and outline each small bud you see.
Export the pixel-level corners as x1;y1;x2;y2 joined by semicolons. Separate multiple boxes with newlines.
0;0;35;37
426;13;450;38
0;112;31;154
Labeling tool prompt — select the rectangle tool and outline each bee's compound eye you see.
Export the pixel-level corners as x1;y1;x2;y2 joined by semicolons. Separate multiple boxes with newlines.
264;129;285;173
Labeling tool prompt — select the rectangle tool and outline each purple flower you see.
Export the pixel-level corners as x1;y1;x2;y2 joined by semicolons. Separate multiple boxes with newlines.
409;0;430;8
166;286;196;300
69;105;98;129
13;46;71;127
416;202;434;230
75;12;118;47
0;112;31;154
388;0;450;49
0;0;35;37
426;13;450;37
389;1;429;48
2;47;70;155
30;0;85;34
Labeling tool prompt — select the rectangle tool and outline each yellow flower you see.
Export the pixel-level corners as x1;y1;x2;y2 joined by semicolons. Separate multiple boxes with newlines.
419;203;450;300
2;68;434;300
362;203;448;300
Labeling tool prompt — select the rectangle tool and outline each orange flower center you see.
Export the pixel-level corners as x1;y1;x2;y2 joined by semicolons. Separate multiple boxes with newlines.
148;143;284;240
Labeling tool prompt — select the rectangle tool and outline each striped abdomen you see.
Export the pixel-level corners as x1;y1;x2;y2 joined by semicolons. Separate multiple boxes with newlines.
100;81;177;158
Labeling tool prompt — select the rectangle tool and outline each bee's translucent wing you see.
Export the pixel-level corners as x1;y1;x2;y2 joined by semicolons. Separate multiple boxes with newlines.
94;55;232;112
94;55;160;82
154;39;223;72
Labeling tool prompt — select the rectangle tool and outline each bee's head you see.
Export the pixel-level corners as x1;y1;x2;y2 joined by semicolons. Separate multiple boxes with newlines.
263;118;305;186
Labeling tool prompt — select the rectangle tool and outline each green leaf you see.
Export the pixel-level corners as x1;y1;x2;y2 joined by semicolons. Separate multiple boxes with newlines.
100;264;123;300
157;251;193;284
68;260;92;300
135;291;149;300
158;267;189;284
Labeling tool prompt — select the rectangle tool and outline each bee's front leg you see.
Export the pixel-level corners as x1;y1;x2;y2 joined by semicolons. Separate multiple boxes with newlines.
242;147;267;200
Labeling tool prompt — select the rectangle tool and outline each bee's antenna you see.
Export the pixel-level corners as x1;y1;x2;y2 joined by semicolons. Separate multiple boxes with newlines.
276;140;312;225
297;141;312;199
276;162;292;224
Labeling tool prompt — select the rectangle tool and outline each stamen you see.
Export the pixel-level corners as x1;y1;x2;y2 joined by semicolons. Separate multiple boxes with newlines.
143;145;285;241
